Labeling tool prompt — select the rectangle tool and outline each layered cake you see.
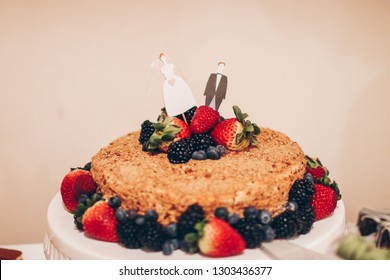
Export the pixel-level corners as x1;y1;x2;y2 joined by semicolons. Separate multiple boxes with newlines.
45;103;345;259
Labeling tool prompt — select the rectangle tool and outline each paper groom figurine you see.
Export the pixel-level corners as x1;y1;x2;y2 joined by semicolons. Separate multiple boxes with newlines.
159;53;196;117
204;62;227;111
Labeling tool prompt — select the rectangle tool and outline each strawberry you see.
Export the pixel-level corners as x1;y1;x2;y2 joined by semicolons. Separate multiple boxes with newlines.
146;112;191;152
60;169;97;212
196;217;246;257
211;105;260;151
306;166;326;181
82;201;118;242
311;184;337;221
190;105;220;134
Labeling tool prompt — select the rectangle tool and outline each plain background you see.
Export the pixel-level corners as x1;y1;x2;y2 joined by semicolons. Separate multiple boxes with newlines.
0;0;389;245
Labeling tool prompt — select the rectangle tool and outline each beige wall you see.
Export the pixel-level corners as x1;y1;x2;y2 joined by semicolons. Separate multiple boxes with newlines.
1;0;389;245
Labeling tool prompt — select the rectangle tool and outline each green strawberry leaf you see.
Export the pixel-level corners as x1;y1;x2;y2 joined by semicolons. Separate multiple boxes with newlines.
161;133;175;141
153;122;165;131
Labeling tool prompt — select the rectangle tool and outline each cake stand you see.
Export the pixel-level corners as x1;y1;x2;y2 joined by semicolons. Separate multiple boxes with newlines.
44;193;345;259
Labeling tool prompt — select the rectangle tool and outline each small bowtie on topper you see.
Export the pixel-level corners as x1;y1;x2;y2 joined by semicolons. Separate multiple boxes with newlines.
159;53;196;117
204;62;228;111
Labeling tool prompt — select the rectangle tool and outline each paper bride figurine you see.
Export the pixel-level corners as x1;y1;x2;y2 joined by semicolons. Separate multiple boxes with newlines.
159;53;196;117
204;61;227;111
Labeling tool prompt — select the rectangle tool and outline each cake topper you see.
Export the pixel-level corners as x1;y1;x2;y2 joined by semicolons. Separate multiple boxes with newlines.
159;53;196;117
204;62;228;111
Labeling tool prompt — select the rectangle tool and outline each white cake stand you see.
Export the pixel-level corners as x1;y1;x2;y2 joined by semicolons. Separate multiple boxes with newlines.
44;193;345;259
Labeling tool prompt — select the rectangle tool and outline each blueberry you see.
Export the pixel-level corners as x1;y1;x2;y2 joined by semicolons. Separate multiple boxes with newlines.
170;238;180;250
135;215;145;226
115;207;127;223
126;209;138;220
262;225;276;242
257;209;272;225
304;173;314;184
286;201;298;212
108;196;121;209
243;206;259;219
192;150;207;160
227;213;240;225
144;209;158;221
206;146;220;160
162;240;173;256
165;222;178;238
214;207;229;220
216;145;226;156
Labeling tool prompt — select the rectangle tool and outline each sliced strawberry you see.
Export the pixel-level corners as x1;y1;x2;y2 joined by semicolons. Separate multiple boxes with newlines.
190;105;220;134
211;105;260;151
311;184;337;221
60;169;97;213
82;201;118;242
197;217;246;257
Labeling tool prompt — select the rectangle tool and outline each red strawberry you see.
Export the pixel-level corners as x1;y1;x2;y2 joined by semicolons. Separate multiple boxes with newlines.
60;169;97;212
311;184;337;221
197;217;246;257
82;201;118;242
147;115;191;153
190;105;220;134
211;105;260;151
306;166;326;180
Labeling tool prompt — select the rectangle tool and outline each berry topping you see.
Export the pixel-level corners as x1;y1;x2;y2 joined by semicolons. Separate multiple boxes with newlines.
297;204;316;234
288;178;315;208
82;201;118;242
215;145;226;156
311;184;337;221
271;210;301;239
147;113;191;153
233;217;265;248
177;204;205;238
190;106;220;134
139;120;155;144
206;146;221;160
196;217;246;257
144;209;159;221
192;150;207;160
175;106;197;126
60;169;97;213
214;207;229;220
167;138;193;164
138;220;165;251
243;206;259;220
108;195;121;209
191;133;216;151
211;105;260;151
116;213;142;249
257;209;272;225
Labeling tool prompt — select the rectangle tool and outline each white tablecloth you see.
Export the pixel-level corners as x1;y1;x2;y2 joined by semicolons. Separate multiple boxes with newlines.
1;243;45;260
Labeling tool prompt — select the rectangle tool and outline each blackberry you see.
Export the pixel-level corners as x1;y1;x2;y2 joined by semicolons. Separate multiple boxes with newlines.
191;133;216;151
139;120;155;144
297;204;316;235
176;106;197;125
271;210;301;239
117;218;142;249
177;204;205;238
233;218;265;248
288;179;315;208
138;220;165;251
167;138;193;164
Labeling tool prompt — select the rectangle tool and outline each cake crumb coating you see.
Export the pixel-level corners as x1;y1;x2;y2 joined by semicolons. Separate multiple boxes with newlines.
91;128;306;225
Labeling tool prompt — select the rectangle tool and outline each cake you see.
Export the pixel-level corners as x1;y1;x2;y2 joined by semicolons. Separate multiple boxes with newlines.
48;57;344;258
49;103;344;259
91;127;306;225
